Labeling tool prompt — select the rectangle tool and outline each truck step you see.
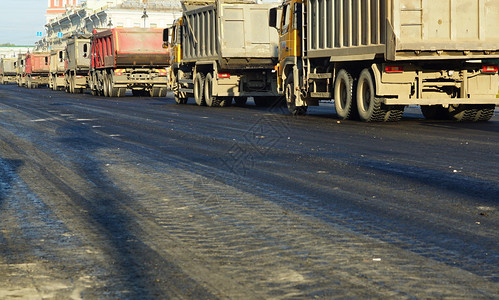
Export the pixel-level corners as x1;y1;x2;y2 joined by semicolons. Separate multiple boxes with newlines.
179;88;193;93
308;73;332;79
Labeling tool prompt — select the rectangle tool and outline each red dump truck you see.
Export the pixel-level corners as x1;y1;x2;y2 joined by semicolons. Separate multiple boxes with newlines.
89;28;170;97
25;52;50;89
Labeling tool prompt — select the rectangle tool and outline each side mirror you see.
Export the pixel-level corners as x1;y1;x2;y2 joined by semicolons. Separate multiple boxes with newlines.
269;7;278;29
163;28;170;48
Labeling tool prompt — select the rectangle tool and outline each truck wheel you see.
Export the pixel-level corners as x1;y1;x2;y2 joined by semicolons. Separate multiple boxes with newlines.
285;76;307;115
356;69;386;122
194;72;206;106
204;73;222;107
448;104;475;122
334;69;356;120
149;87;161;97
103;73;110;97
473;104;495;122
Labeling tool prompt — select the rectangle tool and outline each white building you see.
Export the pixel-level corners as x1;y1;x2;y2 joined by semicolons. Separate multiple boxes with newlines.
0;46;34;59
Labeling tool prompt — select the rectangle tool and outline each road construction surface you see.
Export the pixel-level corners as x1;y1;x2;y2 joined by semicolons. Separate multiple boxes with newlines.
0;85;498;299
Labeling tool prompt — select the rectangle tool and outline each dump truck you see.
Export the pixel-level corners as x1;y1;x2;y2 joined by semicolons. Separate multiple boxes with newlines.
65;34;91;94
164;0;280;107
0;57;17;84
49;48;66;91
16;53;26;87
89;28;170;97
269;0;499;121
25;52;50;89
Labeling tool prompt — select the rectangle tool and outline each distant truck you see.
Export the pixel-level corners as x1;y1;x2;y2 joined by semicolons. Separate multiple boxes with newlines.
65;34;91;94
25;52;50;89
89;28;170;97
16;53;27;87
0;57;17;84
164;0;280;107
49;48;66;91
269;0;499;121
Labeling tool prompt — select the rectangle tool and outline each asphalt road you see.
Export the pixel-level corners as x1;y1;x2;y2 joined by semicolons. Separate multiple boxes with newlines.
0;84;498;299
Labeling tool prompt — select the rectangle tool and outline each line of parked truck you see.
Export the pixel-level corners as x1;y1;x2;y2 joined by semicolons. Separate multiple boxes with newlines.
1;0;499;122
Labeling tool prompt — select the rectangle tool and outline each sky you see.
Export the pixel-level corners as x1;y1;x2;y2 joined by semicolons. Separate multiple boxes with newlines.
0;0;52;45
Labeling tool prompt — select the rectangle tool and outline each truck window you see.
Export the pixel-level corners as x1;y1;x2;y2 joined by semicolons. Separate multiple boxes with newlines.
83;44;88;58
45;56;49;65
282;5;289;34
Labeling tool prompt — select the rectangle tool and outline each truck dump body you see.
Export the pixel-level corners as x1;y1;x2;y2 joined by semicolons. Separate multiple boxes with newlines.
182;1;278;66
67;36;91;71
0;58;17;84
1;58;17;75
50;49;65;74
92;28;169;69
25;53;50;74
306;0;499;61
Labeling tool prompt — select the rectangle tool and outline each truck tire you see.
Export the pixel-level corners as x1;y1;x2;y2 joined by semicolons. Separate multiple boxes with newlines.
285;75;307;115
356;69;386;122
204;73;222;107
103;73;110;97
473;104;495;122
334;69;356;120
448;104;475;122
149;87;161;97
194;72;206;106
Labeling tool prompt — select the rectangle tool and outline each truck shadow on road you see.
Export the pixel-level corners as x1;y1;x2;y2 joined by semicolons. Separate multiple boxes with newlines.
54;123;213;298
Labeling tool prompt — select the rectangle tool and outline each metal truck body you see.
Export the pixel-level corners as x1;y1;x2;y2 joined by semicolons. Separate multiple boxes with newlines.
65;34;91;94
269;0;499;121
166;0;280;107
16;54;26;87
89;28;170;97
49;48;66;91
25;53;50;89
0;58;17;84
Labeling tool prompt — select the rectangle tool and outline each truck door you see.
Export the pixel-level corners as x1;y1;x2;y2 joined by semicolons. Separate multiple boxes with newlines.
278;0;302;77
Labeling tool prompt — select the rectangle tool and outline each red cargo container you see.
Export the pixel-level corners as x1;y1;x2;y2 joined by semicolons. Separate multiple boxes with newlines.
89;28;170;97
25;53;50;89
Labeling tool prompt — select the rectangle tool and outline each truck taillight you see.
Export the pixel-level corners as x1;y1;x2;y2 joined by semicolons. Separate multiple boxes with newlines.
158;69;167;76
481;65;498;73
218;73;230;78
114;69;124;76
385;66;404;73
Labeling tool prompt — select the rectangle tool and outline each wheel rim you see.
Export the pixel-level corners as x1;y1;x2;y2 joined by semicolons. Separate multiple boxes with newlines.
360;78;371;113
339;80;347;109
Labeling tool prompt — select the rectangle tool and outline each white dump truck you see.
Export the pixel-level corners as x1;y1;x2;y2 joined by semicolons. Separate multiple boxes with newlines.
165;0;280;107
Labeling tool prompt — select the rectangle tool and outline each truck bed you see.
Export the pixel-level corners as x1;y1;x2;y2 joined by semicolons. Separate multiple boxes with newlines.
182;2;278;64
26;53;50;74
92;28;169;69
306;0;499;61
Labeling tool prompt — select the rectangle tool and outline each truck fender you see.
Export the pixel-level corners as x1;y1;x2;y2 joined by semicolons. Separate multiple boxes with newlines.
370;63;383;97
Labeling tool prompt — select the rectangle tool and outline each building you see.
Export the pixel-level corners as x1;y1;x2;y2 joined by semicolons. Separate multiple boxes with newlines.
0;46;34;59
37;0;181;51
46;0;80;23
